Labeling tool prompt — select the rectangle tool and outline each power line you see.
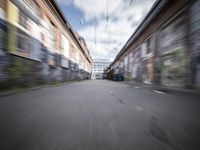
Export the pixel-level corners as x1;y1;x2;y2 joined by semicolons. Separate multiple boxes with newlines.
129;0;134;5
106;0;109;29
94;14;97;45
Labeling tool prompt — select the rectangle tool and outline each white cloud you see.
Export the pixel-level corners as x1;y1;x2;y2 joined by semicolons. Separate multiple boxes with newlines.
57;0;156;61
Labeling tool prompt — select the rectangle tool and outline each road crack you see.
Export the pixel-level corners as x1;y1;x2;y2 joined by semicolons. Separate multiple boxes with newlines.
109;90;129;105
147;115;182;150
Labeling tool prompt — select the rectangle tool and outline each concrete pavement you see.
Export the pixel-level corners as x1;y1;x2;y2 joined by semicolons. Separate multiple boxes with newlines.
0;80;199;150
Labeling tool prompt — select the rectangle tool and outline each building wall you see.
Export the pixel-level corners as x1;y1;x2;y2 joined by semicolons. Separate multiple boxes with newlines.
125;0;189;85
0;0;92;90
190;0;200;87
92;59;110;79
108;0;200;88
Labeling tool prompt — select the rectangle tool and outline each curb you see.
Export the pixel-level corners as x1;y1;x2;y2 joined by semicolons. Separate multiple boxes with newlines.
0;85;49;97
0;81;76;97
124;81;200;98
152;85;200;98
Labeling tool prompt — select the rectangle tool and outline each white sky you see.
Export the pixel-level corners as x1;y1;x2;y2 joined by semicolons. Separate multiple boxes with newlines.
57;0;156;61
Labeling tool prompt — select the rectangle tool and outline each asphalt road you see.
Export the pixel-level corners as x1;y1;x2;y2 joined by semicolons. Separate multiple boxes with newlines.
0;80;200;150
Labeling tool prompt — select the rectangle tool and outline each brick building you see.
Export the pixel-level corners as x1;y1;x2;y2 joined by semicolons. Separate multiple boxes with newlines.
92;59;110;79
0;0;92;89
106;0;200;89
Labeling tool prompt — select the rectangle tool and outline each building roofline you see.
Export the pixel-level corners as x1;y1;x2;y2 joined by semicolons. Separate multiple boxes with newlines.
110;0;169;67
46;0;93;64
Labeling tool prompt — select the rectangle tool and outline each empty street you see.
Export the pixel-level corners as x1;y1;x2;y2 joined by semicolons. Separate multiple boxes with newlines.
0;80;199;150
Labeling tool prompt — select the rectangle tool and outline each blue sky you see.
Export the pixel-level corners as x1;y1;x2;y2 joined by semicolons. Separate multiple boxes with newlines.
57;0;156;61
60;3;84;31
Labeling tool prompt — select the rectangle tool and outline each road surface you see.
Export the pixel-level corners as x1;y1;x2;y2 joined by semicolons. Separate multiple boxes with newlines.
0;80;200;150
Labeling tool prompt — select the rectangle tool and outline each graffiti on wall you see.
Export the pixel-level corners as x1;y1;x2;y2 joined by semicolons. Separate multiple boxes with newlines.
190;0;200;87
0;19;6;56
7;1;42;61
130;46;141;80
158;16;188;87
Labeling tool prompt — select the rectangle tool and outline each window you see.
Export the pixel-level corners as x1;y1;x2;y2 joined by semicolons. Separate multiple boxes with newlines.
124;55;128;65
146;38;151;54
25;0;41;17
61;34;69;58
16;29;31;55
0;28;6;55
19;10;28;29
47;19;57;52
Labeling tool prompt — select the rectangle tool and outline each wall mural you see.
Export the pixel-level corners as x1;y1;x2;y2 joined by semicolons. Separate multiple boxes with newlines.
158;16;188;87
190;0;200;87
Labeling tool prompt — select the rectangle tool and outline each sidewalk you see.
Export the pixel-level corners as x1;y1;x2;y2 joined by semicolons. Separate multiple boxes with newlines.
0;85;49;97
0;81;79;97
124;80;200;98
